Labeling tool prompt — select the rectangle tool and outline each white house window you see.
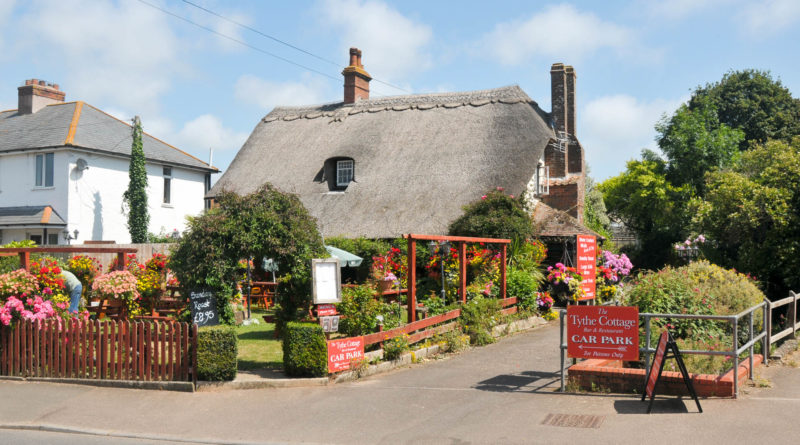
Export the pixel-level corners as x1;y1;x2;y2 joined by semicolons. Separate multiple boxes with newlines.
35;153;54;187
336;160;354;187
163;166;172;204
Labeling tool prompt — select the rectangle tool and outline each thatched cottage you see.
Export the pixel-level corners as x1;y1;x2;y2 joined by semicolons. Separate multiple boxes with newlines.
209;48;597;245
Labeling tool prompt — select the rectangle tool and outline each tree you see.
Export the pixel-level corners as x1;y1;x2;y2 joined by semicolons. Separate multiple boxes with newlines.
123;116;149;243
599;155;692;270
583;175;612;243
448;188;535;243
689;69;800;147
656;98;744;193
169;184;326;326
692;139;800;297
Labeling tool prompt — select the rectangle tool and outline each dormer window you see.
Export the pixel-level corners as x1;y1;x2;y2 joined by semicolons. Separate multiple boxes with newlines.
319;157;355;191
336;159;354;187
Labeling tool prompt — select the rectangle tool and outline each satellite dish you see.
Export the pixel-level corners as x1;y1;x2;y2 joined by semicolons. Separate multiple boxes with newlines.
76;158;89;171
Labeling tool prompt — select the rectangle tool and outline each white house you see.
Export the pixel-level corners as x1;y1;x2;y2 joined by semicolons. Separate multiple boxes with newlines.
0;79;218;245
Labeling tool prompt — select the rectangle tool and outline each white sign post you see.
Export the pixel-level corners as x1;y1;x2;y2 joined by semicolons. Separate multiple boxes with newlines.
312;258;341;304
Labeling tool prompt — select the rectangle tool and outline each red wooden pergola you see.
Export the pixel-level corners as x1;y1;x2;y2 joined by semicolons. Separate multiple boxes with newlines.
404;234;511;323
0;247;138;271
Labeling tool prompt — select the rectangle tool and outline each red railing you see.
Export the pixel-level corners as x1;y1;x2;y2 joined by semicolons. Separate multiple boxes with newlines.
0;319;197;382
364;308;462;346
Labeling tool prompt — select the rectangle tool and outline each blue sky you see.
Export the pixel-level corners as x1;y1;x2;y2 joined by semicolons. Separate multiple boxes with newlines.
2;0;799;181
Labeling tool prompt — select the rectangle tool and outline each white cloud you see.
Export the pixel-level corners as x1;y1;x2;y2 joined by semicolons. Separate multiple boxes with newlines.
174;114;249;153
235;73;331;110
580;94;687;180
318;0;433;84
15;0;182;114
738;0;800;36
479;4;634;64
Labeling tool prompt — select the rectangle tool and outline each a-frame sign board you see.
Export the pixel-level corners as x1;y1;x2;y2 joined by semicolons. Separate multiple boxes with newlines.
642;330;703;414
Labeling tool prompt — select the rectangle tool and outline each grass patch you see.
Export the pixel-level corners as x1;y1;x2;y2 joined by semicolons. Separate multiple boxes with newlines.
236;309;283;371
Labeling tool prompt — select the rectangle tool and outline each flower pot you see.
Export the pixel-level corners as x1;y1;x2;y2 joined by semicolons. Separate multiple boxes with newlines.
377;280;393;293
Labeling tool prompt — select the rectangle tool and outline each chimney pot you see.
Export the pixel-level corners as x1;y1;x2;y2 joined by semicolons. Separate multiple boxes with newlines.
17;79;66;115
342;47;371;104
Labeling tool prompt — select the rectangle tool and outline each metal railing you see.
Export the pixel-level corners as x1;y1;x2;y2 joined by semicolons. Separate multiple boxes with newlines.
559;300;769;398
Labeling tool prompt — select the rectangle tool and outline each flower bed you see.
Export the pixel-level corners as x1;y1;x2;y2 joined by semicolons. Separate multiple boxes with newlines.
568;355;763;397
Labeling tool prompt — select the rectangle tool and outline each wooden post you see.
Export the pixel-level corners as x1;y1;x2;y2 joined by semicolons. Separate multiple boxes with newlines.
500;244;507;300
458;242;467;304
116;252;126;271
19;252;30;271
407;238;417;323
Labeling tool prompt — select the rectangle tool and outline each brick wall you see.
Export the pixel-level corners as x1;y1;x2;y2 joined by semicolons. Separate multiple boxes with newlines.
568;356;763;398
542;181;584;222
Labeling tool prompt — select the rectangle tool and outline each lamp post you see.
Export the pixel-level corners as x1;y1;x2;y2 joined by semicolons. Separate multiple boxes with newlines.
428;240;452;304
62;229;79;245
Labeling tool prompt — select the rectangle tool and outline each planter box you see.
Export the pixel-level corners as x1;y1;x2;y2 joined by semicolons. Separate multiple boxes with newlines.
568;355;763;398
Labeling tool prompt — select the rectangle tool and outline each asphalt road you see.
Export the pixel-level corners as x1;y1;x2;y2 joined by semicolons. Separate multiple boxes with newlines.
3;323;800;444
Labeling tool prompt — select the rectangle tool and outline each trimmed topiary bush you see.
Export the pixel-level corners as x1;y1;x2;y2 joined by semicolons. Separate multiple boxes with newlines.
197;325;238;381
283;322;327;377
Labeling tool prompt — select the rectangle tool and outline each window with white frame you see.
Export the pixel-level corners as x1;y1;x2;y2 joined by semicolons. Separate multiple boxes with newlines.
336;159;354;187
35;153;54;187
163;166;172;204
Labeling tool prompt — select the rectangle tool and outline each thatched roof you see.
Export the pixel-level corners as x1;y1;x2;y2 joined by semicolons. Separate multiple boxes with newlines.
209;85;554;238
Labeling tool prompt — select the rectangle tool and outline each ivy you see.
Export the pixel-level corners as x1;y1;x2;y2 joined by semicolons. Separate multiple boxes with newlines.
123;116;149;243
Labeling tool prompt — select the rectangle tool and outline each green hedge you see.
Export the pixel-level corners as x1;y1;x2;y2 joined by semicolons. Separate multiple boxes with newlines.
197;325;238;381
283;322;327;377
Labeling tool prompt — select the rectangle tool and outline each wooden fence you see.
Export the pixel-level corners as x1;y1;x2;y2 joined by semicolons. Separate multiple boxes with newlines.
0;319;196;382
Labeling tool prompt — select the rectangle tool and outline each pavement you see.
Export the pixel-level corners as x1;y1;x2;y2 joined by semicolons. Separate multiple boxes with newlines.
3;322;800;444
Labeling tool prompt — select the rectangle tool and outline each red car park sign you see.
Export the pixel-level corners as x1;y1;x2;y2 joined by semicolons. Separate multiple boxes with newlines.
567;306;639;361
328;337;365;373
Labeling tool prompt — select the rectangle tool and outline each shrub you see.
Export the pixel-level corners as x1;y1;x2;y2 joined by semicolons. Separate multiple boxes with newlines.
338;285;382;337
682;261;763;314
509;239;547;273
197;325;238;381
459;296;501;345
624;261;765;356
437;327;470;353
449;188;536;243
506;267;540;305
0;240;37;274
338;285;402;336
283;322;327;377
383;334;409;361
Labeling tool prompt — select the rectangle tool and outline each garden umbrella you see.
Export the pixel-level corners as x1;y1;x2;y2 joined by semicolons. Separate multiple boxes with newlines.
324;245;363;267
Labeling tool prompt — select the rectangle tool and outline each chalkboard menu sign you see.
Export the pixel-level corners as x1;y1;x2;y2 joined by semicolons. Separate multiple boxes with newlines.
189;289;220;327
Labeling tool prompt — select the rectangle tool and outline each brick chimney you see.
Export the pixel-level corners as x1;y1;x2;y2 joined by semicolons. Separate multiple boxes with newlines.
550;63;576;137
342;48;371;104
543;63;585;222
18;79;65;115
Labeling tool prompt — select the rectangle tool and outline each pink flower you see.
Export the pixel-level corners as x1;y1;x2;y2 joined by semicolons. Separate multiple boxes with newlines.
481;195;487;200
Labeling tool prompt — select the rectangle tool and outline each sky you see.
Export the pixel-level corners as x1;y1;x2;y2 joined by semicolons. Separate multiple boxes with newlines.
1;0;799;182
